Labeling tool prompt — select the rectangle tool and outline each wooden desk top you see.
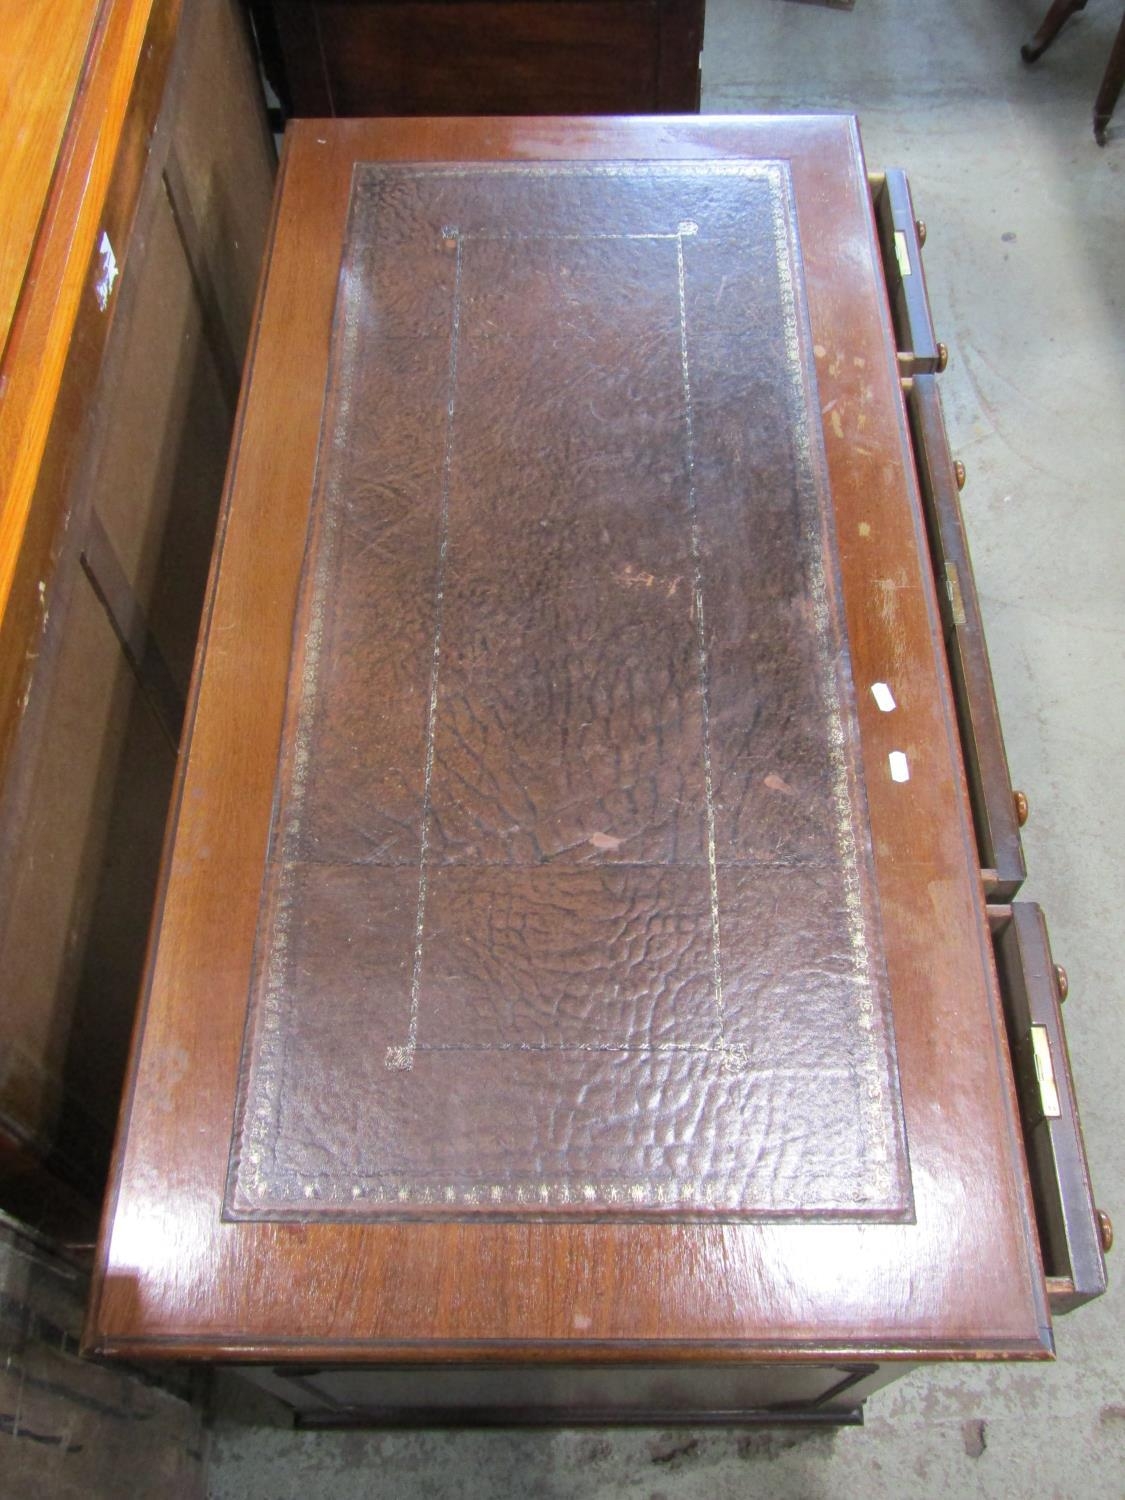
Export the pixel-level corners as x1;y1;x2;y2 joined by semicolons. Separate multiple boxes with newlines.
87;116;1050;1365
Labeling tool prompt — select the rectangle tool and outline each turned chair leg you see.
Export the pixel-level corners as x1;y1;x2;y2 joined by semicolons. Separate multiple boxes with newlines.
1021;0;1089;63
1093;10;1125;143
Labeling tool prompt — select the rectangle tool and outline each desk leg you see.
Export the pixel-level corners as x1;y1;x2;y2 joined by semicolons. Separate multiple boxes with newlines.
1093;11;1125;143
1020;0;1088;63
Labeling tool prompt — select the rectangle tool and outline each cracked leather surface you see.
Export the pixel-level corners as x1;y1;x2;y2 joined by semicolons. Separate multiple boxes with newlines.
225;162;912;1221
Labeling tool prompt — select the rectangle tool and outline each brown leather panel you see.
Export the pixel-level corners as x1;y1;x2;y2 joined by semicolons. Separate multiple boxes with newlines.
226;162;910;1221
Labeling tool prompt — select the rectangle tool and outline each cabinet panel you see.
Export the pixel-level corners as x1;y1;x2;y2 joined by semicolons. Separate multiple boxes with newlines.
268;0;703;116
90;186;231;700
0;572;173;1204
168;0;276;360
0;0;273;1231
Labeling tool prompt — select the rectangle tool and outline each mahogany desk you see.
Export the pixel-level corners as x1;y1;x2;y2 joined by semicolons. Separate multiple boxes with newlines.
85;116;1108;1425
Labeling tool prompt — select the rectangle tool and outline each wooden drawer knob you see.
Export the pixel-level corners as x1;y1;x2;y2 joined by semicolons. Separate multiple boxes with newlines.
936;341;949;373
1055;964;1068;1002
953;459;966;491
1098;1209;1114;1255
915;217;927;247
1014;789;1030;826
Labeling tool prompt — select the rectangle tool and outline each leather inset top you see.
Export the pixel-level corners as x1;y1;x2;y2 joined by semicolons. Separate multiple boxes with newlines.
225;162;912;1221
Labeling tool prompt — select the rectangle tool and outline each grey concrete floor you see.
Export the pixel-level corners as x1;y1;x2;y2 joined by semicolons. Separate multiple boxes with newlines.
207;2;1125;1495
0;1222;209;1499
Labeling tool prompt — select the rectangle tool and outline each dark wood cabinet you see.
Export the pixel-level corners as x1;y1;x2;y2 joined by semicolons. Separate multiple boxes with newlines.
251;0;705;117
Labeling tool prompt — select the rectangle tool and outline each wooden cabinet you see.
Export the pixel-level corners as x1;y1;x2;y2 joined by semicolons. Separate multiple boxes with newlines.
250;0;705;117
84;117;1107;1422
0;0;274;1236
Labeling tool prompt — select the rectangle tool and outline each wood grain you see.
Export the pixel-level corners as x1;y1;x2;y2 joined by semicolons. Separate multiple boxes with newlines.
87;118;1051;1367
0;0;103;355
0;0;179;793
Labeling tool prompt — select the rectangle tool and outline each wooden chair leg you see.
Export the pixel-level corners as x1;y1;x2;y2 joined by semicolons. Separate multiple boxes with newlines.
1093;11;1125;143
1021;0;1089;63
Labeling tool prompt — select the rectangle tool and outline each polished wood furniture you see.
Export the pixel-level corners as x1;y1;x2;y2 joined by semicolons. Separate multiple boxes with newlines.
248;0;705;117
0;0;274;1236
1021;0;1125;145
85;116;1107;1424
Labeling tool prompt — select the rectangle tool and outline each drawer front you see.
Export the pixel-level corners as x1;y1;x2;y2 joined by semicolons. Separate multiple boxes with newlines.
237;1361;885;1426
869;169;942;376
990;903;1109;1311
908;373;1027;898
870;171;1026;896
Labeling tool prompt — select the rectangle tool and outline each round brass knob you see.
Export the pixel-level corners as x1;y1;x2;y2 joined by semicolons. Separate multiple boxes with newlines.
936;342;949;373
953;459;966;491
916;218;927;247
1014;789;1030;827
1055;964;1069;1002
1098;1209;1114;1255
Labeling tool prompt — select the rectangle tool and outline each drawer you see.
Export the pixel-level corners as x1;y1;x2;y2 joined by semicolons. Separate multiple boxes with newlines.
869;170;1026;898
989;903;1110;1312
909;373;1028;898
869;169;943;376
233;1361;890;1427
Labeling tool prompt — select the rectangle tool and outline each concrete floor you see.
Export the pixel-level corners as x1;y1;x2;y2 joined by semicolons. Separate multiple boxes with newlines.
0;1220;209;1498
205;1;1124;1494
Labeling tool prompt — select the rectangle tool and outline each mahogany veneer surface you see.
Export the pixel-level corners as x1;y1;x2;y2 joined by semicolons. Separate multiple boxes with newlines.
89;116;1050;1363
